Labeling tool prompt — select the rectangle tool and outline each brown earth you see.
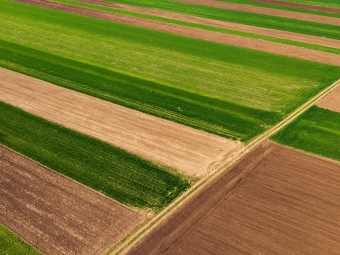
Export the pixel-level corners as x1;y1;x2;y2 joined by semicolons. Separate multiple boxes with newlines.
316;84;340;112
250;0;340;14
76;0;340;49
178;0;340;26
13;0;340;66
0;68;240;177
0;145;145;255
126;140;340;255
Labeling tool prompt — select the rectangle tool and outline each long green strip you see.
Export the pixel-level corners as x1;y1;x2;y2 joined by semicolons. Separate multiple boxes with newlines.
271;106;340;161
0;102;190;211
0;224;42;255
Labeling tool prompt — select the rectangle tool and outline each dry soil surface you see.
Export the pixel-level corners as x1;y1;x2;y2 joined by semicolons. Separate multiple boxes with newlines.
250;0;340;14
178;0;340;26
13;0;340;66
76;0;340;49
126;140;340;255
316;84;340;112
0;145;145;255
0;68;240;177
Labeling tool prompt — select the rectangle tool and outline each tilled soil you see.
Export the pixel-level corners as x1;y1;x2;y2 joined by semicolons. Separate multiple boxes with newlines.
0;145;145;255
76;0;340;49
316;84;340;112
178;0;340;26
126;141;340;255
249;0;340;14
12;0;340;66
0;68;240;177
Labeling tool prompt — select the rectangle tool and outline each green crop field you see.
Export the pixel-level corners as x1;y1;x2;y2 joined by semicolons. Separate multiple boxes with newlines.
52;0;340;55
102;0;340;39
271;106;340;161
1;0;340;141
0;224;42;255
284;0;340;8
0;102;190;211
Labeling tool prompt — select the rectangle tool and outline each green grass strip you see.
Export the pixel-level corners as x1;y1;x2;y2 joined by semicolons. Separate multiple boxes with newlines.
271;106;340;161
283;0;340;8
105;0;340;40
0;224;42;255
0;101;191;211
52;0;340;55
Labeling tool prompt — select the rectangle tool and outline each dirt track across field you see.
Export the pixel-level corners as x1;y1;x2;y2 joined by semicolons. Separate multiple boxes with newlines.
316;84;340;112
178;0;340;26
126;141;340;255
75;0;340;49
0;68;240;177
0;145;145;255
13;0;340;66
249;0;340;14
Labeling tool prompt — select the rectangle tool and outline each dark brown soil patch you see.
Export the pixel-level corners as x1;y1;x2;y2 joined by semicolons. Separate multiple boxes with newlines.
126;141;340;255
0;146;145;255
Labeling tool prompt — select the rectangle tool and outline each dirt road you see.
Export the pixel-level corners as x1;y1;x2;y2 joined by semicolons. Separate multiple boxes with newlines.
316;84;340;112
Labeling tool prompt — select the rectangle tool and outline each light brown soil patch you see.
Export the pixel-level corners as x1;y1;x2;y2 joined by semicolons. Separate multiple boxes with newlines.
178;0;340;26
12;0;340;66
250;0;340;14
0;145;145;255
126;141;340;255
76;0;340;49
316;84;340;112
0;68;240;177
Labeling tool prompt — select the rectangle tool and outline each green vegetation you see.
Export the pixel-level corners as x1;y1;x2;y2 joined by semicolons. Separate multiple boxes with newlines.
104;0;340;39
271;106;340;161
0;102;190;210
284;0;340;8
52;0;340;55
2;1;340;141
0;224;42;255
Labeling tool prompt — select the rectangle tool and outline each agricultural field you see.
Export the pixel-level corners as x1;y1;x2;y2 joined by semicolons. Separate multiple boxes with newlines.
1;0;340;254
127;141;340;255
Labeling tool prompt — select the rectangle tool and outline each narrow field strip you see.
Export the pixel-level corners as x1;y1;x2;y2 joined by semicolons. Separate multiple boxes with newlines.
316;84;340;112
178;0;340;25
0;101;190;210
11;0;340;66
0;146;145;255
0;224;42;255
0;68;239;177
283;0;340;9
126;141;340;255
271;106;340;162
65;0;340;50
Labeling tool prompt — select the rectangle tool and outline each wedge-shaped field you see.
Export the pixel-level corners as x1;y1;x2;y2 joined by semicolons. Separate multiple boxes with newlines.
0;68;240;177
0;146;145;255
2;1;340;141
0;102;190;210
271;106;340;161
127;141;340;254
0;224;42;255
316;84;340;112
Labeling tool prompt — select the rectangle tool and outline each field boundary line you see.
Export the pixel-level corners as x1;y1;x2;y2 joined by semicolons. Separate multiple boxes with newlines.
111;77;340;255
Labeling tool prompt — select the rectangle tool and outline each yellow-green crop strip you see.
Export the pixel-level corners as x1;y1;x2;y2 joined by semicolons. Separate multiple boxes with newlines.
1;0;340;141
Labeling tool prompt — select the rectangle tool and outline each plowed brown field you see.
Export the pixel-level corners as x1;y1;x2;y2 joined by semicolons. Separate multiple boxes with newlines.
0;68;240;177
76;0;340;49
126;141;340;255
12;0;340;66
178;0;340;26
316;84;340;112
0;145;145;255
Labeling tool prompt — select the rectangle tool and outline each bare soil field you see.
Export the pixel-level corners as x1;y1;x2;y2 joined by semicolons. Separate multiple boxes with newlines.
316;84;340;112
0;68;240;177
250;0;340;14
126;141;340;255
178;0;340;26
0;145;145;255
13;0;340;66
76;0;340;49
